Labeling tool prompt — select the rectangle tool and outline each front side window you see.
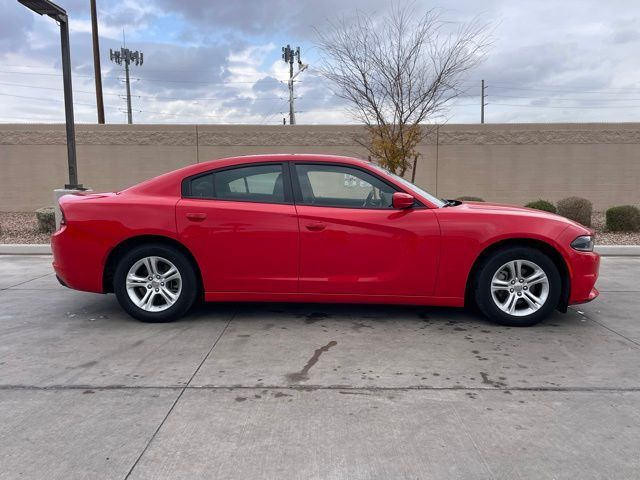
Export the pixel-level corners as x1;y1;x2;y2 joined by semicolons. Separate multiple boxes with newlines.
295;164;397;208
186;163;286;204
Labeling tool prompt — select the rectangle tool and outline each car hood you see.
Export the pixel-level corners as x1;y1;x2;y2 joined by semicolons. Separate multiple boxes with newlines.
455;201;591;232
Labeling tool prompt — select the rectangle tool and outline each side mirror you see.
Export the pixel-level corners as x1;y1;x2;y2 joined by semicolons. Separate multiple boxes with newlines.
392;192;414;209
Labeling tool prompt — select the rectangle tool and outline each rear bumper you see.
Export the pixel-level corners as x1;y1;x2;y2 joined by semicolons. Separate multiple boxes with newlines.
51;225;106;293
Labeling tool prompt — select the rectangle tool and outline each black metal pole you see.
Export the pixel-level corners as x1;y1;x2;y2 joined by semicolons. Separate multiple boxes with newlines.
125;57;132;124
59;15;81;189
481;79;485;124
288;56;294;125
90;0;105;124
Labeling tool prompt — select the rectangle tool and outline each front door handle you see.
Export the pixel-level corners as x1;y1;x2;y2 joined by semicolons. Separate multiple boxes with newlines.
186;212;207;221
305;222;326;231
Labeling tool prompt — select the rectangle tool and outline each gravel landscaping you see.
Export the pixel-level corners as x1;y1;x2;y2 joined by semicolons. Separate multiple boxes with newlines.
0;212;50;244
1;211;639;245
592;211;640;245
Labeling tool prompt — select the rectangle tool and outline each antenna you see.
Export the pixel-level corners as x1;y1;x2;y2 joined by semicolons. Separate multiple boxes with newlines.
282;44;306;125
110;43;144;124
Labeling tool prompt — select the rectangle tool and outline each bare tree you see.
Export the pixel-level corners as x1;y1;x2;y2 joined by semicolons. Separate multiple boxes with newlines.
316;5;490;176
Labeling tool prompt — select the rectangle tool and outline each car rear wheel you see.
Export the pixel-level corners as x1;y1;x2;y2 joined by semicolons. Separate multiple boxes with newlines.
474;246;561;327
113;244;197;322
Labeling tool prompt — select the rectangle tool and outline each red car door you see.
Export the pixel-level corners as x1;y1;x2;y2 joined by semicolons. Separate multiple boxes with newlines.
292;162;440;297
176;162;299;293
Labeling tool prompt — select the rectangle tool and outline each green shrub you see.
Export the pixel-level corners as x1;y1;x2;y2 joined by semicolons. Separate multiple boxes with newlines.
525;199;557;214
455;196;485;202
606;205;640;232
35;207;56;234
556;197;592;227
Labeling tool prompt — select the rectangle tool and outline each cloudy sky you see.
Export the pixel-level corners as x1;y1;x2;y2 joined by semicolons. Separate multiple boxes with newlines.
1;0;640;124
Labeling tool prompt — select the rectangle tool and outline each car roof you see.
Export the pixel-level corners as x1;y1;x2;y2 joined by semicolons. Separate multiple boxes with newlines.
126;154;371;196
199;153;369;168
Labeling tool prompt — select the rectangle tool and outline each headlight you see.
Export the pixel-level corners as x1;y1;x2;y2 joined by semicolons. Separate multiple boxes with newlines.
571;235;594;252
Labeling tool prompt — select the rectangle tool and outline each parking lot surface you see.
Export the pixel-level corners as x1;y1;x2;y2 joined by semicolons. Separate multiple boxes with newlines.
1;255;639;479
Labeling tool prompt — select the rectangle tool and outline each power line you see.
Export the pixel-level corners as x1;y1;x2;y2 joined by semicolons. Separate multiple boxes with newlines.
0;69;288;85
0;92;119;108
0;81;289;103
484;85;640;95
0;92;294;122
484;93;640;102
489;102;640;109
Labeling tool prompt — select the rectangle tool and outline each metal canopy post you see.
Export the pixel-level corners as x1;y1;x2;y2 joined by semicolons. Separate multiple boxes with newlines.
17;0;82;189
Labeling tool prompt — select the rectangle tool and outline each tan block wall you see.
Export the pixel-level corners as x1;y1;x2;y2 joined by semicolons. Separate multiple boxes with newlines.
1;123;639;211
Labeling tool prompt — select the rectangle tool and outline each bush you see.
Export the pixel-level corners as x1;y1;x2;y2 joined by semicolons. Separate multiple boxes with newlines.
606;205;640;232
525;199;557;214
455;196;485;202
35;207;56;234
556;197;592;227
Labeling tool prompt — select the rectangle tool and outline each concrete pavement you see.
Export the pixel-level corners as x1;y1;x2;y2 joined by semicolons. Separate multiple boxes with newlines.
0;255;638;479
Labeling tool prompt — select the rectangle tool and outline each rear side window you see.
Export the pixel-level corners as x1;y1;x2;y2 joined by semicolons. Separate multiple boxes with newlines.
185;164;287;204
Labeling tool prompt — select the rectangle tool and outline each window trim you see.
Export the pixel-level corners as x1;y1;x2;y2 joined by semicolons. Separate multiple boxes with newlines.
181;162;294;205
290;161;425;210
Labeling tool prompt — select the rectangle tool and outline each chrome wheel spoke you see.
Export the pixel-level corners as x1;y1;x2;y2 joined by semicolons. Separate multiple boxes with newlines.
500;292;518;314
526;270;547;286
513;260;522;279
491;278;510;292
126;274;147;288
506;261;517;280
522;290;542;310
143;257;155;276
137;289;155;309
159;286;177;304
163;267;180;282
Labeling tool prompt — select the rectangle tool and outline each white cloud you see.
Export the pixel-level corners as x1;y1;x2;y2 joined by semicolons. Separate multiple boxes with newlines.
2;0;640;124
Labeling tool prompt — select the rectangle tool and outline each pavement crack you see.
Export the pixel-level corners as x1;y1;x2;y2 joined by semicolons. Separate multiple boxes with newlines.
2;384;640;393
123;311;236;480
576;308;640;349
451;404;497;479
285;340;337;383
0;272;54;291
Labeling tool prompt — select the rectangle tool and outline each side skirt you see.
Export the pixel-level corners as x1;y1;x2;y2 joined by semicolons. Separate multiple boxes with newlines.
203;291;464;307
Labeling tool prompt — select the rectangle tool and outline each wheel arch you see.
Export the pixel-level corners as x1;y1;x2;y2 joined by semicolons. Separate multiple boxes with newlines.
464;237;571;312
103;234;204;297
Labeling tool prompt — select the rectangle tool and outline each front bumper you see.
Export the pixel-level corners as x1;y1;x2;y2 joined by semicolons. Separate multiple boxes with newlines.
567;250;600;305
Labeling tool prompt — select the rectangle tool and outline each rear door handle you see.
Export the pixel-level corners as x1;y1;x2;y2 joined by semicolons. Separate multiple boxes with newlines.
186;212;207;221
305;222;326;231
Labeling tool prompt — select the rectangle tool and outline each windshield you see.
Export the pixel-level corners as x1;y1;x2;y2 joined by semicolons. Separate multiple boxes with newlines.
369;164;446;208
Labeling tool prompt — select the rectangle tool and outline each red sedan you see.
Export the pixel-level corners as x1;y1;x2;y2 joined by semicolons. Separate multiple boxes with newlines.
52;154;599;326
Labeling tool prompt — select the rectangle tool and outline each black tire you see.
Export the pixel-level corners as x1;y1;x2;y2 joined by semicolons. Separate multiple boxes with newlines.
473;246;562;327
113;243;198;323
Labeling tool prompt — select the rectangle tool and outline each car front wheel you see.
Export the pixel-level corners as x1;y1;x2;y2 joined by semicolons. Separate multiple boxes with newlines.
474;246;562;327
113;244;197;322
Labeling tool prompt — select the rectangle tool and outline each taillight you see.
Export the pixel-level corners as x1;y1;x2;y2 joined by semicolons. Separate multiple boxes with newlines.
59;206;66;226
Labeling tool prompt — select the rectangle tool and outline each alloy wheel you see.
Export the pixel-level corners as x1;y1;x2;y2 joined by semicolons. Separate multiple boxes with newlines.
490;259;550;317
125;256;182;312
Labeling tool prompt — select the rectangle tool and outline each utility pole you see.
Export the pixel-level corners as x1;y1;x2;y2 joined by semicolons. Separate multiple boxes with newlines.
109;46;143;124
282;45;306;125
481;79;487;124
90;0;105;123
